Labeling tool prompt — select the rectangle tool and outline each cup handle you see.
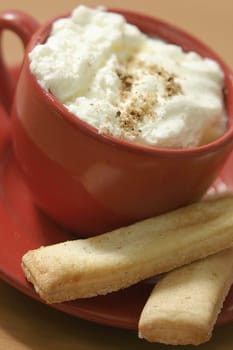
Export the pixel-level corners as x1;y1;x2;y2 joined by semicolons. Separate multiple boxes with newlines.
0;10;39;113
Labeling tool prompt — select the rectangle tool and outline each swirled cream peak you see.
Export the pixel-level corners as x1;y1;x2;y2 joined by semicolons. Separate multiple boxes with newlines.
29;5;226;148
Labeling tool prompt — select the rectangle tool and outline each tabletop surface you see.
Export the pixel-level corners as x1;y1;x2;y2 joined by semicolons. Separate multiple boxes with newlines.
0;0;233;349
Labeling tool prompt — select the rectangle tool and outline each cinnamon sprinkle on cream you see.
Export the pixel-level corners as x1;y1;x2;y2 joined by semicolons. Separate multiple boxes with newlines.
115;58;183;137
29;5;226;149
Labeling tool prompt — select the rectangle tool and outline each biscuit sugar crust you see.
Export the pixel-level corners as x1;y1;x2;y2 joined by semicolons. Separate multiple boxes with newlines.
138;248;233;345
22;193;233;303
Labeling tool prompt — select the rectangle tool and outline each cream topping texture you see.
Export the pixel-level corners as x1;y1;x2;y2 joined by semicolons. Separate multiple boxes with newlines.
29;5;226;148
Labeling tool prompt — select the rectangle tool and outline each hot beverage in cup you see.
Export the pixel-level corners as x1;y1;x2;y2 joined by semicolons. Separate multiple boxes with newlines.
0;5;232;236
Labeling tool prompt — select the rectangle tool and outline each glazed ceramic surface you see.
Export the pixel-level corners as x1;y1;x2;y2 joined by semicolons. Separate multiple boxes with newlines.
0;141;233;328
0;7;233;330
1;10;233;235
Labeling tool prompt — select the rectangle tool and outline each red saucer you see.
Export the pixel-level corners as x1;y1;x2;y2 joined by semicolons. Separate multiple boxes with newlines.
1;58;233;329
0;143;233;329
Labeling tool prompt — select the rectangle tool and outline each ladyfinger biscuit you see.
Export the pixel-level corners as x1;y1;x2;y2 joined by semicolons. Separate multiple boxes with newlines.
139;248;233;345
22;193;233;303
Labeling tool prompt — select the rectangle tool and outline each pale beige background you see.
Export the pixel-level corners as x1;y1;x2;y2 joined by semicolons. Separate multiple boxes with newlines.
0;1;233;349
1;0;233;69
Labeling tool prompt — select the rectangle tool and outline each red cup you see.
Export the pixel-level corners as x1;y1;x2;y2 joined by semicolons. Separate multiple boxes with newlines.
0;9;233;236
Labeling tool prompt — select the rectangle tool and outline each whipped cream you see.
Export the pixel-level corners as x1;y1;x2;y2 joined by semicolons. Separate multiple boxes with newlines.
29;5;226;149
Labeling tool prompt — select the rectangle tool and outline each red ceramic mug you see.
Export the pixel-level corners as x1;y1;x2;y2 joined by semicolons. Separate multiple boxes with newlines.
0;9;233;236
